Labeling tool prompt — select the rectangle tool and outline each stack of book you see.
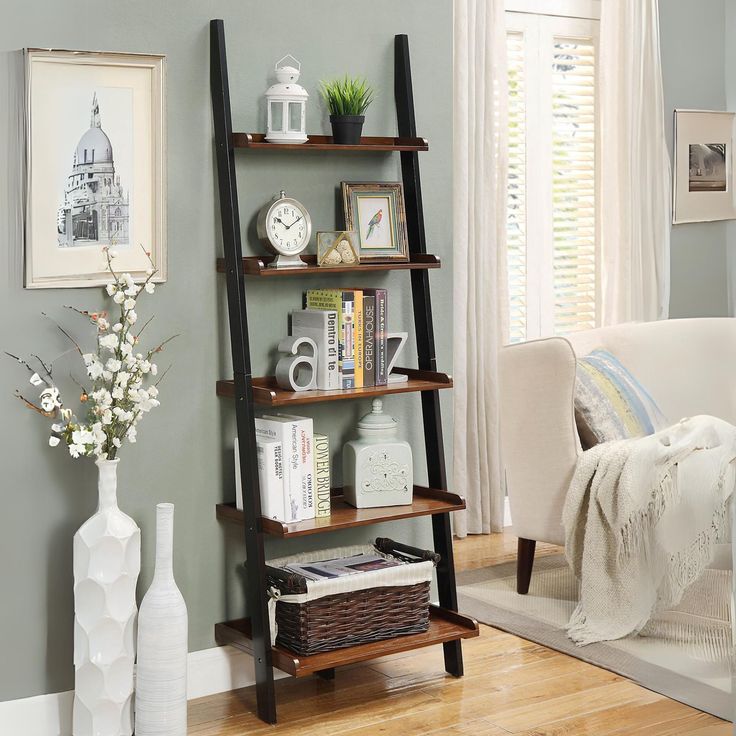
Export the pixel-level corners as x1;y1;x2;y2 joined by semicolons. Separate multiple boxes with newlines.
235;416;331;523
300;288;389;390
284;552;401;581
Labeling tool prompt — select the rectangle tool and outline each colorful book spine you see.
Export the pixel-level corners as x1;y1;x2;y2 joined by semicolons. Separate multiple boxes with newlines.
276;413;314;521
362;295;376;388
374;289;388;385
324;310;339;389
305;288;380;389
305;289;344;386
254;416;300;522
351;290;364;388
313;433;331;517
235;436;286;521
291;308;339;390
341;291;355;388
355;289;387;385
259;439;285;519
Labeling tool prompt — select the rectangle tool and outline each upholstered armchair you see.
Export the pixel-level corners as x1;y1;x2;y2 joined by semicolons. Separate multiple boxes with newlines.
499;318;736;593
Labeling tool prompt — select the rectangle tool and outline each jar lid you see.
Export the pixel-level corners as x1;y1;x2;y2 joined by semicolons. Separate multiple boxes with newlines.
358;398;398;431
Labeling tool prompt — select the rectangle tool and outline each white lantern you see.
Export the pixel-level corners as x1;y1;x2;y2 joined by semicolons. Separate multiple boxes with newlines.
265;55;308;144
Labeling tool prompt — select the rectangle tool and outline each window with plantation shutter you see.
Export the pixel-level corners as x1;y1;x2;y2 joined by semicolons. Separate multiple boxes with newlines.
505;5;600;342
507;31;527;343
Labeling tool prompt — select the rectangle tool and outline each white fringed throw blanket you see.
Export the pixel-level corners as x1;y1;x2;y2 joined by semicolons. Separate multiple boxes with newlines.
563;415;736;646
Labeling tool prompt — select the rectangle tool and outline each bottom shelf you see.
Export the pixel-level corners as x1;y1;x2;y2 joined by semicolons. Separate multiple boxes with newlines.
215;605;479;678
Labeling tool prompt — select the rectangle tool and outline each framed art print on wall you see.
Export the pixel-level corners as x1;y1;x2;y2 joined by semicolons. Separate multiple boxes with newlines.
673;109;736;224
341;182;409;261
25;49;166;288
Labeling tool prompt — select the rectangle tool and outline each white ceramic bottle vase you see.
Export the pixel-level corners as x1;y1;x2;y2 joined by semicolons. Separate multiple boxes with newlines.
135;503;188;736
73;458;140;736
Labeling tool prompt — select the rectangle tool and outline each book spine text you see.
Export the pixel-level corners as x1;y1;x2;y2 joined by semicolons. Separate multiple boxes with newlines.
313;433;331;517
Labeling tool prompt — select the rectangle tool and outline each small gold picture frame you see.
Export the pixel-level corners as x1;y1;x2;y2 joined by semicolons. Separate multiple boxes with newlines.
317;231;360;267
341;182;409;262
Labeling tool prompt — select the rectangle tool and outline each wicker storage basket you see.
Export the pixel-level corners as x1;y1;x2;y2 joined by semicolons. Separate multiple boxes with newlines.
265;537;439;656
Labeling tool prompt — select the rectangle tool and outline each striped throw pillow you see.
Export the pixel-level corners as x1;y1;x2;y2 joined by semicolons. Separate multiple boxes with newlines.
574;349;666;449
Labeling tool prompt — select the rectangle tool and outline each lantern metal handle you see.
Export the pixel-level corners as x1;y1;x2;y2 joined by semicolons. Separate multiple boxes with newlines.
275;54;301;72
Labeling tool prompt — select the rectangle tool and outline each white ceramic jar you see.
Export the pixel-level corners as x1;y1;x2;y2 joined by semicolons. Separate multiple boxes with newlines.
342;398;413;508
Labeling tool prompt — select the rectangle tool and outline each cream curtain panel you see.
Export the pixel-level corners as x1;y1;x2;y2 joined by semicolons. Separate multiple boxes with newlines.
599;0;671;324
452;0;508;536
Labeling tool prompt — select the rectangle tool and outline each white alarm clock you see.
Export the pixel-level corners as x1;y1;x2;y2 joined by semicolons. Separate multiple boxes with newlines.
256;190;311;269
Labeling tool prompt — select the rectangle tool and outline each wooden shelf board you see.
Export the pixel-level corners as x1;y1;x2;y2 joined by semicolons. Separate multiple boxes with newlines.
216;253;441;277
214;606;479;678
216;485;465;538
232;133;428;152
216;368;452;406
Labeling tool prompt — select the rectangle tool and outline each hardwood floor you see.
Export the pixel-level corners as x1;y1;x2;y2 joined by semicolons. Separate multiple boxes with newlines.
189;530;731;735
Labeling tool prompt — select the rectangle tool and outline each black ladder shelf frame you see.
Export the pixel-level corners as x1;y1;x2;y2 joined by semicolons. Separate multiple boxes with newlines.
210;18;468;725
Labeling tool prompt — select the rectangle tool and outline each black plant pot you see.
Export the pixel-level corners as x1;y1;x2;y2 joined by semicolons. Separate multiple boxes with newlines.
330;114;365;145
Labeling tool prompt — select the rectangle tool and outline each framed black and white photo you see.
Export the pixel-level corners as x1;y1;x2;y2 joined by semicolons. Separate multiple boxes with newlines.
341;182;409;262
673;109;736;224
25;49;166;288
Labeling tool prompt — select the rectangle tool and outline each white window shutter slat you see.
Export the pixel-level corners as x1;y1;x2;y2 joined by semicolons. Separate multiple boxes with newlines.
505;15;598;343
507;31;528;344
552;36;597;336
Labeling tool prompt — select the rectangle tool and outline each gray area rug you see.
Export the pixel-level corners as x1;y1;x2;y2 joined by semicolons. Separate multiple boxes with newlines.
457;554;733;721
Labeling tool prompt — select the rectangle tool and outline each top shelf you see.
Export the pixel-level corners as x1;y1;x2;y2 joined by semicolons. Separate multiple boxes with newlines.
232;133;429;152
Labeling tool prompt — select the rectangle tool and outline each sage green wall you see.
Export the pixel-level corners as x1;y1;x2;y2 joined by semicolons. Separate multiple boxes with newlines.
659;0;730;317
0;0;453;701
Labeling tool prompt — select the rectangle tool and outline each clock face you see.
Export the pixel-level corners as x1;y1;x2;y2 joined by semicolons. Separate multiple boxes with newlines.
267;199;310;255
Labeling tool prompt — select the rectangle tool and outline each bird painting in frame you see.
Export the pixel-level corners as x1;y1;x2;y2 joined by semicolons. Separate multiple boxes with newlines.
365;208;383;240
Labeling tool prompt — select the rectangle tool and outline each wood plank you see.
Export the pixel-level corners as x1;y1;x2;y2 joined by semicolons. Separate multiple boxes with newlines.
216;368;453;405
516;698;701;736
215;606;479;678
216;485;466;537
189;680;441;736
232;133;429;152
490;680;662;732
334;656;621;734
216;253;442;276
423;721;510;736
345;713;509;736
677;724;733;736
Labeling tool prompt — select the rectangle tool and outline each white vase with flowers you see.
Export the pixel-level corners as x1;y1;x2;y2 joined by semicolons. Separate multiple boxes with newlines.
8;247;175;736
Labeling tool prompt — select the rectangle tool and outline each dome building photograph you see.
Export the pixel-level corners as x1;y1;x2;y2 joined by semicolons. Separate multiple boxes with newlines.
57;92;130;247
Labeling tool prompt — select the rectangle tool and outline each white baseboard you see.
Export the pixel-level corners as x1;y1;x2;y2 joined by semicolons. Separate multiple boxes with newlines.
0;645;288;736
186;643;288;700
0;689;74;736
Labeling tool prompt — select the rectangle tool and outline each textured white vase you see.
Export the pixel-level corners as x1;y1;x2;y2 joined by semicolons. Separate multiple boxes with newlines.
135;503;188;735
73;458;140;736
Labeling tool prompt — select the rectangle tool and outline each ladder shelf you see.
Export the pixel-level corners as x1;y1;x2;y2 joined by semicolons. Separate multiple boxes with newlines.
210;18;474;724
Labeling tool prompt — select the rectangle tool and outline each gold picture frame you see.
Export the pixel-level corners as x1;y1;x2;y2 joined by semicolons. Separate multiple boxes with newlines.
341;182;409;262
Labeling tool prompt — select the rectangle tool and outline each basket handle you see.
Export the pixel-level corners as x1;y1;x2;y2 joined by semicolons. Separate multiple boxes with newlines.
375;537;441;567
265;563;308;594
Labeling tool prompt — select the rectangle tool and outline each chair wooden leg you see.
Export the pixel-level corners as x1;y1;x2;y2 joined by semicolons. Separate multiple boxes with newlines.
516;538;536;594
